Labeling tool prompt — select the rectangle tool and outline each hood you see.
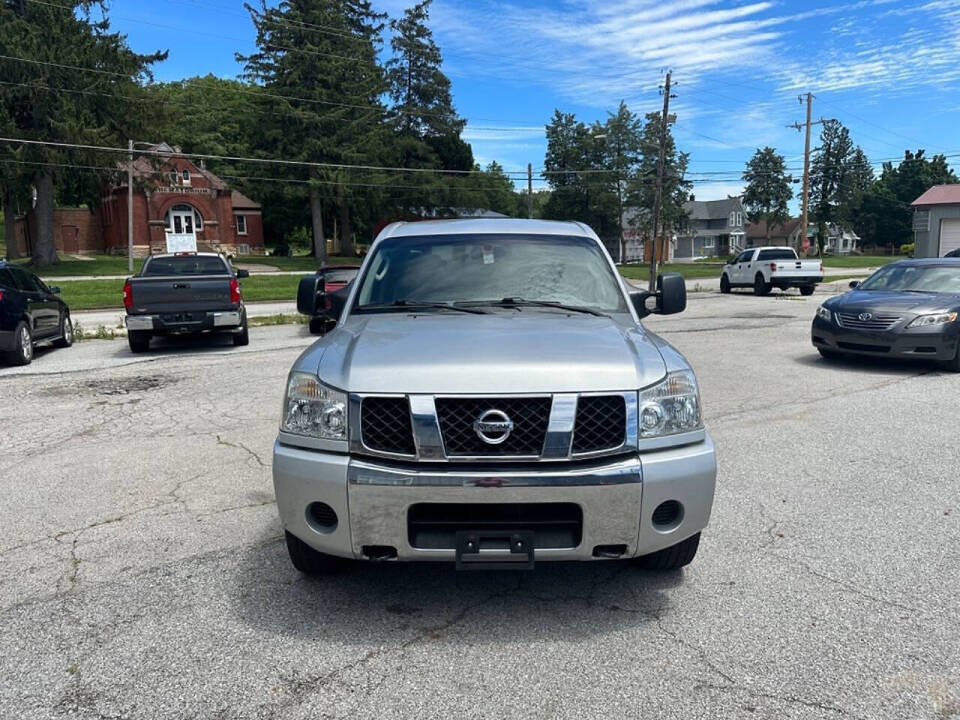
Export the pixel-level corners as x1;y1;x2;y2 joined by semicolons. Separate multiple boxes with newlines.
310;312;668;394
828;290;960;315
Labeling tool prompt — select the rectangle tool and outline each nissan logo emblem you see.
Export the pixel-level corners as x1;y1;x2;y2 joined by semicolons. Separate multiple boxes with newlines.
473;409;514;445
858;312;873;321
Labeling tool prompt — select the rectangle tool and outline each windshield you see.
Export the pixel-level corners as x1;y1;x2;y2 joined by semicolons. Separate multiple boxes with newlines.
144;256;229;276
353;233;627;312
858;263;960;293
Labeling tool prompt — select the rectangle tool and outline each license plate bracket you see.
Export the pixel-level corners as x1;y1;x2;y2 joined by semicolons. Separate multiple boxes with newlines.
455;530;535;570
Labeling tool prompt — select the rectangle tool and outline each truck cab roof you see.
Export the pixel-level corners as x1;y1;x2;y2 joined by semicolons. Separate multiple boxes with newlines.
376;218;600;242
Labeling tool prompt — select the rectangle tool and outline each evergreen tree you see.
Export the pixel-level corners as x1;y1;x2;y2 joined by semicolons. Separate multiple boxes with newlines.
810;120;854;254
240;0;388;259
742;147;793;241
0;0;164;265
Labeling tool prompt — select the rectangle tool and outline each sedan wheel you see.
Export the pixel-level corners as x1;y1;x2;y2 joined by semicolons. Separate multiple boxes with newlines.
54;315;74;348
4;322;33;366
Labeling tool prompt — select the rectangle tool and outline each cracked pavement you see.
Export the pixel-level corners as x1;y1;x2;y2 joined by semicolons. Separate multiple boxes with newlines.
0;295;958;719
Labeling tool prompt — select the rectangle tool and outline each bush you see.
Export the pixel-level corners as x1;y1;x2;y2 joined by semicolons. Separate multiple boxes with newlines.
899;243;915;256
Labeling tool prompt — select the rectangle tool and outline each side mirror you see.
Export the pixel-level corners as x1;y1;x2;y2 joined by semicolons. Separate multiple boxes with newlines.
629;290;655;318
236;269;250;279
849;280;861;289
656;273;687;315
297;275;325;315
49;285;61;295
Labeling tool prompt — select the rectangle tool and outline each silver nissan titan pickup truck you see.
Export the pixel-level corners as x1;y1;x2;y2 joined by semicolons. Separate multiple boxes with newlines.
273;219;716;573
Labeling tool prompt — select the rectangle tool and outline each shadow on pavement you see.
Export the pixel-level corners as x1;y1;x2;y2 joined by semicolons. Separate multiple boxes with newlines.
230;532;685;645
793;351;943;376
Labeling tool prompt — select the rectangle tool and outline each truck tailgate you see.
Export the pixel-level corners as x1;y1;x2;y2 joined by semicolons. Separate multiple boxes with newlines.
128;276;235;313
770;260;821;278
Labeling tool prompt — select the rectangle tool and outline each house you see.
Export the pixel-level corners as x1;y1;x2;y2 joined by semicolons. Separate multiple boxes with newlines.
911;185;960;257
11;143;264;257
674;197;747;259
745;218;803;249
804;223;860;255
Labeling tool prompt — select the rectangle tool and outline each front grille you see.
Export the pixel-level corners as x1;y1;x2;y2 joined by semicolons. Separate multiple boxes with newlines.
836;313;902;331
572;395;626;453
408;503;583;549
435;396;551;456
361;397;416;455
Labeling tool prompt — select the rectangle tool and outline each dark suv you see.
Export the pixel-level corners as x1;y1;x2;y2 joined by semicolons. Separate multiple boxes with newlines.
0;261;73;366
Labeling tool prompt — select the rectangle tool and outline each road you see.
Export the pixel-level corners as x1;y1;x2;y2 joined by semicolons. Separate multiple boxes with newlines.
1;292;957;719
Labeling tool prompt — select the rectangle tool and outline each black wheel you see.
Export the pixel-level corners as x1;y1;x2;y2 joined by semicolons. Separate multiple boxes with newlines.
5;321;33;366
308;316;327;335
53;314;73;348
753;273;770;296
799;285;815;296
720;274;731;294
284;531;342;574
128;330;151;353
233;317;249;346
818;347;842;360
635;532;701;570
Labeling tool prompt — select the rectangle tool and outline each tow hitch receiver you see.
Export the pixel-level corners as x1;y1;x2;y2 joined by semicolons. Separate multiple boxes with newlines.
455;530;535;570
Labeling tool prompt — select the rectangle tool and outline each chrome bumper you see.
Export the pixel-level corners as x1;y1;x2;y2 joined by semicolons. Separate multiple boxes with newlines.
272;435;716;562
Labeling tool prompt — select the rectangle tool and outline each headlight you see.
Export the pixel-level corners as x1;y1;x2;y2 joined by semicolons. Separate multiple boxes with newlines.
281;372;347;440
639;370;702;438
816;306;832;322
907;312;957;328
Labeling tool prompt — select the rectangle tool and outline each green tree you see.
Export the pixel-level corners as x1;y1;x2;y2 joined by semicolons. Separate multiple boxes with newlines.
810;120;854;254
855;150;957;251
240;0;388;260
595;101;644;261
0;0;164;266
626;111;691;257
742;147;793;241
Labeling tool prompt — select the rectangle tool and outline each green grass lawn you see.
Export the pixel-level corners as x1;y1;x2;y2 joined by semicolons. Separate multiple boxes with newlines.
821;255;900;268
618;263;722;281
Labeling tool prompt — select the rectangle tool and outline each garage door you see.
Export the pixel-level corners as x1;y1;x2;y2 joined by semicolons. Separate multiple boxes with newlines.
940;218;960;256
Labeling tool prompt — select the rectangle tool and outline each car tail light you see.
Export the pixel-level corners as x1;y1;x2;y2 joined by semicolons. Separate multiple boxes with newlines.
819;262;823;273
229;277;241;303
770;263;777;272
122;280;133;310
0;290;4;302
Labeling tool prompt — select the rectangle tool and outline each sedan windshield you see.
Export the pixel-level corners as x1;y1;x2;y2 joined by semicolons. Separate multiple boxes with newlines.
858;264;960;293
353;234;627;312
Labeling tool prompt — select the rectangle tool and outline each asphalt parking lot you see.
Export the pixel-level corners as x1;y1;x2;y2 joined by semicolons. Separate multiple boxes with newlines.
1;290;958;720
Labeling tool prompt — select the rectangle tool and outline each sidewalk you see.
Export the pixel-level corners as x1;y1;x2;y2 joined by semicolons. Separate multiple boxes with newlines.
72;300;299;332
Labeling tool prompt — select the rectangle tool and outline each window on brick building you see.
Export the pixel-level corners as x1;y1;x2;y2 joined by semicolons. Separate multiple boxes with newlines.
235;214;247;235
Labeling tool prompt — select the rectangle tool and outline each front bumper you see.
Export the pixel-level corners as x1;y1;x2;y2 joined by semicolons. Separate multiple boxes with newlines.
273;435;716;562
811;317;960;361
125;310;242;333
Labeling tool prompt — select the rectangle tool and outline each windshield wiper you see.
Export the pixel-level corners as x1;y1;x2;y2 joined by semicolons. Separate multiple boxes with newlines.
462;297;609;317
359;300;488;315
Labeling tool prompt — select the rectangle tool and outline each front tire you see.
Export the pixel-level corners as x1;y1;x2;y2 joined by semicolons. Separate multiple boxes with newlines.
635;532;700;570
284;531;342;575
5;321;33;366
128;330;151;353
753;273;770;296
720;274;731;294
53;314;73;348
799;285;815;296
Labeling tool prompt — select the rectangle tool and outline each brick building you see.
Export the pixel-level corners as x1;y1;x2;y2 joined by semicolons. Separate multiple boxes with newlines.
12;143;264;257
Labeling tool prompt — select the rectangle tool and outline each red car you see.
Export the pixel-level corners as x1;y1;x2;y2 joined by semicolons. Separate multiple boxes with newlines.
307;265;360;334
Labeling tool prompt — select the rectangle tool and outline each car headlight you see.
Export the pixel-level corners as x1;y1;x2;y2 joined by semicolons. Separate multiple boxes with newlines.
906;312;957;328
281;372;348;440
639;370;702;438
816;306;832;322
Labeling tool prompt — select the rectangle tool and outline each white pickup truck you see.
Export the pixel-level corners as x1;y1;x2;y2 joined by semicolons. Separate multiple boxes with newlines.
720;246;823;296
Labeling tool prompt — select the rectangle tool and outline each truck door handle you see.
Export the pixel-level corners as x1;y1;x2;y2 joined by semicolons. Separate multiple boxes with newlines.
172;282;191;289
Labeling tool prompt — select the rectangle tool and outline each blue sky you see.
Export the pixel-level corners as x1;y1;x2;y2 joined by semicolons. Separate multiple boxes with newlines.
112;0;960;207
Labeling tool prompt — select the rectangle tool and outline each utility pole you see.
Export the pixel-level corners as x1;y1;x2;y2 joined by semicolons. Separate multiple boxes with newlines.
788;93;824;257
127;139;134;273
527;163;533;219
649;70;676;292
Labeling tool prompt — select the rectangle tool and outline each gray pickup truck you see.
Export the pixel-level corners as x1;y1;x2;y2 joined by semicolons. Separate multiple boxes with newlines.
123;252;249;353
274;219;716;573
